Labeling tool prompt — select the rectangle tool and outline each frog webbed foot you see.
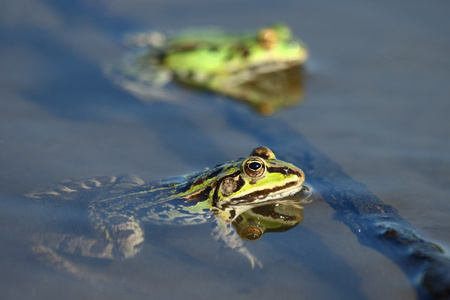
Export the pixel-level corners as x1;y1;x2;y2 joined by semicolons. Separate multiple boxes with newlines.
31;217;145;263
30;233;125;285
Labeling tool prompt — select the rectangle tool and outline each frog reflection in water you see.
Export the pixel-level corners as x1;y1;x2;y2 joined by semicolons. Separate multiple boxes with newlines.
29;147;311;275
109;24;308;114
232;201;305;242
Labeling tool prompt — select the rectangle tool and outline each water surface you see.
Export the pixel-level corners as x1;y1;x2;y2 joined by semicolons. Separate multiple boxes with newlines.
1;1;450;299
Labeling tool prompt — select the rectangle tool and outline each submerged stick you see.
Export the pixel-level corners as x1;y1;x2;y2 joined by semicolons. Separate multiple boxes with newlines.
226;109;450;299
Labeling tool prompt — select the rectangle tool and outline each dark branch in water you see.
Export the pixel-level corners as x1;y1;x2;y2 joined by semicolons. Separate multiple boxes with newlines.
226;109;450;299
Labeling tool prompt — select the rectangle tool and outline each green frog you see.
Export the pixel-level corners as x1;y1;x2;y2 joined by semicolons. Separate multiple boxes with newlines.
28;147;310;276
107;24;308;114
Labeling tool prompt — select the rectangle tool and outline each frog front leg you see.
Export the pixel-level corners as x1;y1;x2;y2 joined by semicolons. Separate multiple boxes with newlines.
93;214;145;259
211;218;262;268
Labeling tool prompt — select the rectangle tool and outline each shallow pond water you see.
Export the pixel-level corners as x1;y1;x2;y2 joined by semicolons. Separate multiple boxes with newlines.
1;1;450;299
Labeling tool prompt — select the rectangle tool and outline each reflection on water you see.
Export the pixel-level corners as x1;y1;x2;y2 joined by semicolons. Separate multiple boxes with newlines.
232;188;310;241
106;24;306;115
221;65;304;115
2;0;450;299
27;147;312;281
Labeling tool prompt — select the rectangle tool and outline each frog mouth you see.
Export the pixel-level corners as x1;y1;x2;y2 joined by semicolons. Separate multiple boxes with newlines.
219;180;304;209
257;180;305;200
227;60;302;86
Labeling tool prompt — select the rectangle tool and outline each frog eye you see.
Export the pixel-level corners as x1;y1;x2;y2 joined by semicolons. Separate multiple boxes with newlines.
250;146;276;160
258;28;278;49
239;226;264;241
243;158;266;178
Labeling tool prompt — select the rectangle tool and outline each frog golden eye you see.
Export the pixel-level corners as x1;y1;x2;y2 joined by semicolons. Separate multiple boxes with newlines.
258;28;278;50
250;146;276;160
239;226;263;241
244;158;266;178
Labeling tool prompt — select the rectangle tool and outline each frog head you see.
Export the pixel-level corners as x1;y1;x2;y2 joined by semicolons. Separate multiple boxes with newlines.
212;146;304;209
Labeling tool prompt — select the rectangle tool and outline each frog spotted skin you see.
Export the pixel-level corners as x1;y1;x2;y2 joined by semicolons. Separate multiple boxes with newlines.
29;147;307;272
110;24;308;113
156;24;308;89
